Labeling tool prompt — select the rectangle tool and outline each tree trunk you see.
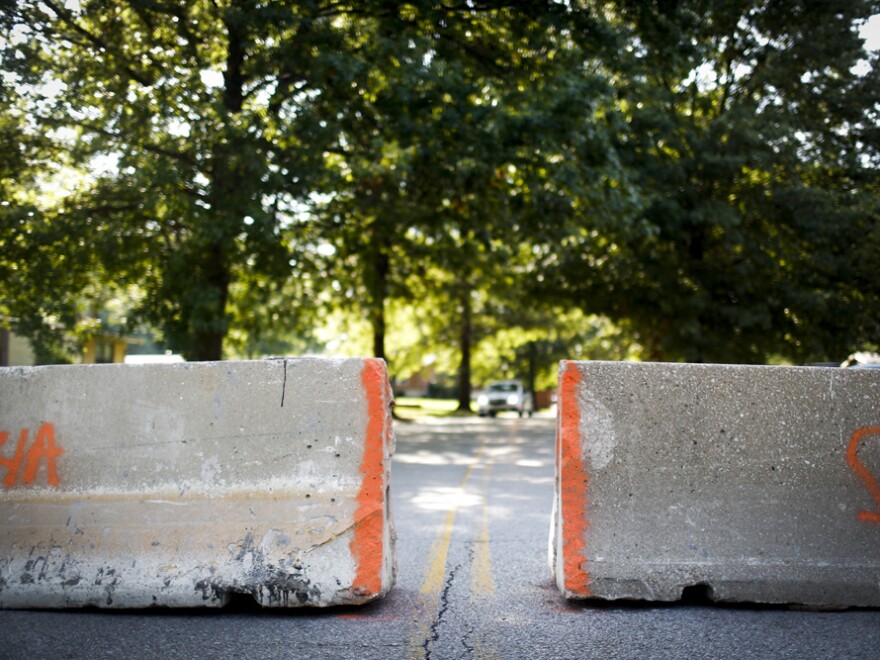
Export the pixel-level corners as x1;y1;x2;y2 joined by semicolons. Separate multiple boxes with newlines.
365;226;391;364
456;288;473;412
193;327;225;362
191;242;231;361
526;340;537;402
372;316;386;363
645;333;665;362
186;7;245;362
369;248;389;363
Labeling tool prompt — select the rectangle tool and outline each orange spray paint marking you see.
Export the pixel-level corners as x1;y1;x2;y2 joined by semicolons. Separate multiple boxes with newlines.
0;423;63;488
23;423;64;487
846;426;880;524
350;359;391;597
0;429;28;488
559;361;590;596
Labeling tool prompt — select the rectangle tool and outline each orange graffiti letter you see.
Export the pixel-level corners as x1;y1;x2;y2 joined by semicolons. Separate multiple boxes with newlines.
846;427;880;524
22;423;64;487
0;429;28;488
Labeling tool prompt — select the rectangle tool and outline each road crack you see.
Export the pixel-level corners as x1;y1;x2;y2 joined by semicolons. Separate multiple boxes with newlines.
422;562;461;660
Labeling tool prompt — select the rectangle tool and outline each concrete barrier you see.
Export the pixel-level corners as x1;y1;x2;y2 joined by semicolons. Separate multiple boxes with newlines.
0;358;395;608
550;360;880;608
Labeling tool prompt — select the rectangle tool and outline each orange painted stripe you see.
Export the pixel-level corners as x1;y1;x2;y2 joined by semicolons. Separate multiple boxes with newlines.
351;358;391;596
559;361;590;596
846;426;880;524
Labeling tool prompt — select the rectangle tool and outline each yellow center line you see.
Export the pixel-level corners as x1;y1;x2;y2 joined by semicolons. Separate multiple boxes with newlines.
420;507;458;596
466;421;518;659
471;457;495;600
408;446;486;659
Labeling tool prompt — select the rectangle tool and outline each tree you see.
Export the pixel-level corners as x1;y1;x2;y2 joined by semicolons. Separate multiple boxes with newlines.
3;0;428;360
5;1;621;368
312;1;618;387
398;4;621;409
543;0;880;363
9;0;876;373
0;70;91;362
471;310;641;391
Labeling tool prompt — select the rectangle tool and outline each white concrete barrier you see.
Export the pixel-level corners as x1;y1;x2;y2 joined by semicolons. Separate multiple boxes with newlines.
0;358;395;608
551;360;880;608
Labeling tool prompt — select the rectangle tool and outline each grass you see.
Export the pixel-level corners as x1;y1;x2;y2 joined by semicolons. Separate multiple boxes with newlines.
392;396;471;421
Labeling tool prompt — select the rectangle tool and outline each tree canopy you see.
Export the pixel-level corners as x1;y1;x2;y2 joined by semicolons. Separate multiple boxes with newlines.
2;1;879;384
539;0;880;363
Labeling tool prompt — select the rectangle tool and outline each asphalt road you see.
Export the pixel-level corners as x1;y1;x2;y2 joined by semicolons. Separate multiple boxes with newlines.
2;415;879;659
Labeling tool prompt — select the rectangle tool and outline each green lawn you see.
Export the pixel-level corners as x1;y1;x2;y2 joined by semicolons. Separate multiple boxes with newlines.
393;396;471;421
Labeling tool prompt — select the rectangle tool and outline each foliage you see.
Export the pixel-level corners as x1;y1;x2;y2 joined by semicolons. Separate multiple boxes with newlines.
3;0;394;359
471;310;642;391
3;0;879;377
541;0;880;363
1;76;86;361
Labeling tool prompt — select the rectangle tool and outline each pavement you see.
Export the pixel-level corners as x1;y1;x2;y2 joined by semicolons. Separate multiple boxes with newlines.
2;414;879;659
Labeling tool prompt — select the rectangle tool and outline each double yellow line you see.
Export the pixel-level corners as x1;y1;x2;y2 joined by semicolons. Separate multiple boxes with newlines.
408;440;499;658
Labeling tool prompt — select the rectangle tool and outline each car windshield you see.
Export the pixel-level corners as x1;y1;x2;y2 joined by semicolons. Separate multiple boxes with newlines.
487;383;517;392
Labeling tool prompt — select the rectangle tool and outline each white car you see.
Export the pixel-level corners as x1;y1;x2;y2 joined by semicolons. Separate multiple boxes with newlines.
477;380;534;417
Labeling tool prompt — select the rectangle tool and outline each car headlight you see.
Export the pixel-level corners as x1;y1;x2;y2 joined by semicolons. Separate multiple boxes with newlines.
506;394;519;405
477;395;488;406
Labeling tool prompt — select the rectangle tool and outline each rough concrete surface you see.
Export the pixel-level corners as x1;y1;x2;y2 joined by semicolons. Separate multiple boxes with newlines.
551;360;880;608
0;358;395;608
3;417;880;660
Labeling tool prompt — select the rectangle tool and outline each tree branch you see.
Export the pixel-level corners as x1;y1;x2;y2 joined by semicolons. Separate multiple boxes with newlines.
437;31;511;75
41;115;199;168
41;0;154;87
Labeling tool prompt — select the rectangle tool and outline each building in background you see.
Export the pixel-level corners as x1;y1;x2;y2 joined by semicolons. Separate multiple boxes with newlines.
1;315;178;367
0;327;36;367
